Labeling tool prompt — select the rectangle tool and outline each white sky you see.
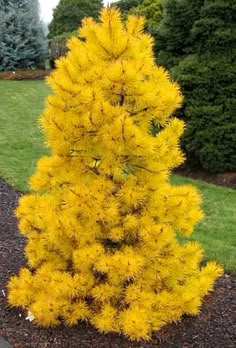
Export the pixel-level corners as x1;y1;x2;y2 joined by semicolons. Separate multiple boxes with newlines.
39;0;116;23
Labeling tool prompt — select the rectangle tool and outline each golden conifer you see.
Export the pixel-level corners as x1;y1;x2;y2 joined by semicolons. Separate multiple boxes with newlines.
8;8;223;340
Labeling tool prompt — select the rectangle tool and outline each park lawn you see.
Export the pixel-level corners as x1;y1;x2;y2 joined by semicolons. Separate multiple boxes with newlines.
0;80;49;190
172;176;236;271
0;80;235;271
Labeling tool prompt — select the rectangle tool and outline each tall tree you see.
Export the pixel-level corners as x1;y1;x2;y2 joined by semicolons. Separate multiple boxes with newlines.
157;0;236;173
114;0;163;25
113;0;143;16
48;0;103;38
8;8;222;341
0;0;47;71
130;0;163;27
156;0;203;68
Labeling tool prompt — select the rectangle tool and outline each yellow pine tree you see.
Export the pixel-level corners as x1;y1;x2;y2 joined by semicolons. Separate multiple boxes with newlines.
8;8;223;340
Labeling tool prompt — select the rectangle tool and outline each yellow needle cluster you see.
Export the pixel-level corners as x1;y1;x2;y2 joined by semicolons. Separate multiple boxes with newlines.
8;8;223;340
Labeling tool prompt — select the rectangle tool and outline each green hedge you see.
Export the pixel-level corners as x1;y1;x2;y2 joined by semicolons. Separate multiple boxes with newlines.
173;53;236;173
157;0;236;173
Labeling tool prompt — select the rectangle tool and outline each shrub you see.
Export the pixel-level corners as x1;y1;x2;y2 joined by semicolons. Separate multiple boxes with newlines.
8;8;222;340
157;0;236;173
173;54;236;173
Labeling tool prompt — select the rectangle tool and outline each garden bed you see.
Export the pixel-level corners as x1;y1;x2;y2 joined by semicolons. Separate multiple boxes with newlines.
0;70;51;81
0;178;235;348
176;168;236;190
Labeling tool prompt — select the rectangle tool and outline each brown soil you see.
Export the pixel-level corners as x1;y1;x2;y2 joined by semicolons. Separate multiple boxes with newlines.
0;70;51;81
176;168;236;189
0;178;235;348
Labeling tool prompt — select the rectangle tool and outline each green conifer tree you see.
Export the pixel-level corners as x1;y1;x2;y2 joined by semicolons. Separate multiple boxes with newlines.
157;0;236;172
48;0;103;38
157;0;203;68
114;0;143;17
0;0;47;71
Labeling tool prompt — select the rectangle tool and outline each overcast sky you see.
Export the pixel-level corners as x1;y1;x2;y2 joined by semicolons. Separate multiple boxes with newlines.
39;0;116;23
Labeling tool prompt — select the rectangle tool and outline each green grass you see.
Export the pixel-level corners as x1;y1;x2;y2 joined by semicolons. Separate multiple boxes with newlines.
0;81;49;191
172;176;236;271
0;80;235;271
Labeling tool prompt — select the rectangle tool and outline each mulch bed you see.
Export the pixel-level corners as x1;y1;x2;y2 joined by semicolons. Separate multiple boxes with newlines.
0;70;51;81
175;168;236;190
0;178;235;348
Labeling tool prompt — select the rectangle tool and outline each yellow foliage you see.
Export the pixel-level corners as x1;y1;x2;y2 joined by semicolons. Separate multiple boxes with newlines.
91;283;121;303
119;307;151;340
8;7;223;341
63;300;90;325
91;304;118;333
73;243;104;270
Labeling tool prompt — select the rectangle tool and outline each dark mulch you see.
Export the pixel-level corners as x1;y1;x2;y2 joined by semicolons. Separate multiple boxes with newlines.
175;168;236;190
0;70;51;81
0;178;235;348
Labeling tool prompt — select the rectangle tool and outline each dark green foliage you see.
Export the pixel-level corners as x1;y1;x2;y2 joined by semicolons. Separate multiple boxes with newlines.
113;0;143;15
0;0;47;71
157;0;236;173
48;0;103;38
157;0;204;67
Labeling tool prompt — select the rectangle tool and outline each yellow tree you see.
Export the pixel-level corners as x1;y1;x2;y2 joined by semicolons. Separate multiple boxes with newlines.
8;8;222;341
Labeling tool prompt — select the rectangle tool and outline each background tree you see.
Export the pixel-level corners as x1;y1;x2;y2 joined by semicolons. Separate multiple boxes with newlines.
48;31;76;69
156;0;204;68
114;0;163;57
129;0;163;27
113;0;143;17
157;0;236;173
130;0;163;57
0;0;47;71
48;0;103;38
8;8;222;341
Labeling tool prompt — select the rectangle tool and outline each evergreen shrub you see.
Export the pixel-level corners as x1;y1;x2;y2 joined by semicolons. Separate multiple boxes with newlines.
157;0;236;173
8;8;222;340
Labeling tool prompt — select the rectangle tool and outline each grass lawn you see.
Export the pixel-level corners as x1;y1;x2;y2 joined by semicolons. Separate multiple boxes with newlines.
0;81;49;191
0;80;235;271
